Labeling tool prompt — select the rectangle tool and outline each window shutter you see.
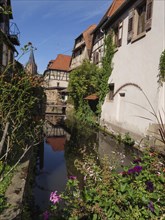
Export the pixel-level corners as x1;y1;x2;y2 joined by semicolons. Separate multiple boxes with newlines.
127;9;134;42
95;52;99;64
118;21;123;47
145;0;153;31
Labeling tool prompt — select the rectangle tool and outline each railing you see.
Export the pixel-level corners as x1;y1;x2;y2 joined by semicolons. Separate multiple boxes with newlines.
8;22;20;45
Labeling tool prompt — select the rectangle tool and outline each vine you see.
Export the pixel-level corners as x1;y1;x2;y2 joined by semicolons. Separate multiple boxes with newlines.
158;50;165;85
68;33;115;124
97;33;115;115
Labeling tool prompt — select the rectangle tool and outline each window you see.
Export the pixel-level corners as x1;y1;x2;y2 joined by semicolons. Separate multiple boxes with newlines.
2;43;8;66
137;3;146;35
93;30;104;44
145;0;153;30
127;0;153;42
57;82;60;87
114;21;123;47
66;73;69;81
127;9;134;42
76;35;83;44
93;51;99;64
109;83;115;101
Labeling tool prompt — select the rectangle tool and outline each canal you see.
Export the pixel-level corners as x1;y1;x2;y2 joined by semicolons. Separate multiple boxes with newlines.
32;120;141;217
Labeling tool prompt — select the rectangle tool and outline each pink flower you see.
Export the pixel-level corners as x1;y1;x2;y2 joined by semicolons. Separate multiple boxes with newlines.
50;191;60;204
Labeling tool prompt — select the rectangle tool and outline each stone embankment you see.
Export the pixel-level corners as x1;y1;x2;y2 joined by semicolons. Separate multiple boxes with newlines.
0;156;32;220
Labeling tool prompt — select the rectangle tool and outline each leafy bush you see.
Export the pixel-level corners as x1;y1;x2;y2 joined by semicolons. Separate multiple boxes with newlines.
47;151;165;220
122;132;135;146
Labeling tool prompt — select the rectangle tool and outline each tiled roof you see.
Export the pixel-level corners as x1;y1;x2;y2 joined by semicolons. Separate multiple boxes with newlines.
48;54;71;71
107;0;125;17
83;24;97;51
96;0;125;29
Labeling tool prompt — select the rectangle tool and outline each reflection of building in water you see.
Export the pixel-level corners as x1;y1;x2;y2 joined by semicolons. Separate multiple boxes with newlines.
46;136;66;151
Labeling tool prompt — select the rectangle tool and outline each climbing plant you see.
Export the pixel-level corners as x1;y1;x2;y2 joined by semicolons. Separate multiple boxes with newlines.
68;33;115;123
158;50;165;85
97;32;115;115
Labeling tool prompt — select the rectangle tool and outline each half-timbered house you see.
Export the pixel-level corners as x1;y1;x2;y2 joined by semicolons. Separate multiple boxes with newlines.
0;0;20;73
70;24;96;70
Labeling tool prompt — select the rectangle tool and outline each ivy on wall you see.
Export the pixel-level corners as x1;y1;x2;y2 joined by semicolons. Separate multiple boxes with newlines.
97;33;115;115
158;50;165;85
68;33;115;124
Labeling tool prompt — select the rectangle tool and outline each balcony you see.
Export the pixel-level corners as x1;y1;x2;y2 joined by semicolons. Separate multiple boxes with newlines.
8;22;20;46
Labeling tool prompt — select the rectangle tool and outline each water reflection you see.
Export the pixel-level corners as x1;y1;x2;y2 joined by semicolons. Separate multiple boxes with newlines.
33;136;67;212
33;123;141;216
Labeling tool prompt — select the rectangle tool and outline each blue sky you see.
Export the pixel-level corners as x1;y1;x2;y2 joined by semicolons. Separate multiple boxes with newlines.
11;0;112;74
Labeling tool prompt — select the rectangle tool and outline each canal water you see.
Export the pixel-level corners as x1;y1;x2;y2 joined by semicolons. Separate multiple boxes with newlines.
32;124;141;216
33;135;68;214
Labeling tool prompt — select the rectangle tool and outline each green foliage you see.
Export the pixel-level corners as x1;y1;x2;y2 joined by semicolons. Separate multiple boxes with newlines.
122;132;135;146
158;50;165;84
65;109;98;156
68;60;100;124
69;60;99;110
48;151;165;219
97;33;115;114
0;161;12;213
68;34;115;123
0;71;44;162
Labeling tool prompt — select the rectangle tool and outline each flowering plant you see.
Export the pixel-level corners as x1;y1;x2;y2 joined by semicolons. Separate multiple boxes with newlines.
48;151;165;219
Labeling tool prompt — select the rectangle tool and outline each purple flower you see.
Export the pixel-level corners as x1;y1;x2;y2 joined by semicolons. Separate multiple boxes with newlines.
148;201;154;212
43;211;49;220
145;181;154;192
69;176;77;180
127;166;142;175
133;165;142;173
50;191;60;204
127;168;134;174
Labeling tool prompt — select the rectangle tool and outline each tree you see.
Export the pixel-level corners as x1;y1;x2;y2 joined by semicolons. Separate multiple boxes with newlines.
68;60;100;111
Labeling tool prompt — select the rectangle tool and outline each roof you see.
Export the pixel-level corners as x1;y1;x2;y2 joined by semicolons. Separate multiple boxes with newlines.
106;0;125;17
48;54;71;71
28;48;36;64
82;24;97;51
93;0;125;32
84;93;99;100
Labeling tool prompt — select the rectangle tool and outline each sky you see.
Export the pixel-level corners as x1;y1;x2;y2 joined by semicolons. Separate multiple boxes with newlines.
11;0;112;74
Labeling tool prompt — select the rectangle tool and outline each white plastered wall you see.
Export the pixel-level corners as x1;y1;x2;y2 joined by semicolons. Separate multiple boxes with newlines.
101;0;165;136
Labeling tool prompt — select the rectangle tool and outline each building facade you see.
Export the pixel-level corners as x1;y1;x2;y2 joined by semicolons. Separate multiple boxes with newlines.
91;0;124;68
70;24;96;70
99;0;165;139
0;0;20;73
44;54;71;113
